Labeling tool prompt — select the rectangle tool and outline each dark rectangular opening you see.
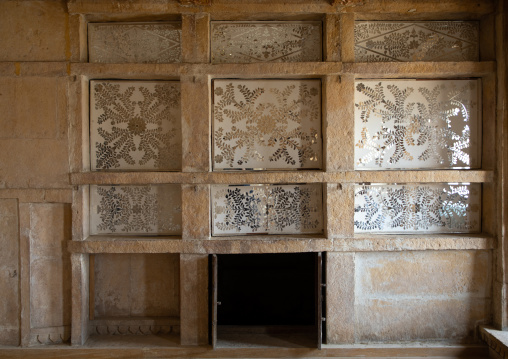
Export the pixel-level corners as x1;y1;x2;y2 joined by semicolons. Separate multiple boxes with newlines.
210;252;322;348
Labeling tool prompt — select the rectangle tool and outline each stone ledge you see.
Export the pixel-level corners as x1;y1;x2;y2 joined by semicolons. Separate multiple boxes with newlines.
70;170;494;185
67;234;495;254
67;61;495;78
481;325;508;359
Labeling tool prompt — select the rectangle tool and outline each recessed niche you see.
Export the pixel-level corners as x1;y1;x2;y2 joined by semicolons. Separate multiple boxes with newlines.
213;79;322;170
354;183;481;233
90;80;182;171
88;22;182;63
88;253;180;345
211;21;322;64
211;184;323;236
210;253;323;348
354;79;481;170
89;184;182;235
354;21;479;62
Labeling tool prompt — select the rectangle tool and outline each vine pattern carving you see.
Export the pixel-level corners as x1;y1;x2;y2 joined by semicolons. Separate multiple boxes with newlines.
212;184;323;235
88;22;182;63
91;81;181;171
354;183;481;233
211;21;322;63
354;79;480;169
213;79;322;170
90;185;182;235
354;21;478;62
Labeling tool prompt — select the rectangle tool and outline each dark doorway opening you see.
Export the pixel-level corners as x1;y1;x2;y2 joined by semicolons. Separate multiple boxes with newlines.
210;252;323;348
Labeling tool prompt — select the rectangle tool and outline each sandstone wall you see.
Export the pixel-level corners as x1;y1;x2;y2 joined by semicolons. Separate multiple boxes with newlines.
0;0;501;353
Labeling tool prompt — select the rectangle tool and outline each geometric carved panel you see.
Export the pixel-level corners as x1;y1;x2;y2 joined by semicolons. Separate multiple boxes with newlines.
354;21;479;62
88;22;182;63
355;79;481;170
90;185;182;235
212;184;323;235
90;80;182;171
354;183;481;233
213;79;322;170
211;21;322;64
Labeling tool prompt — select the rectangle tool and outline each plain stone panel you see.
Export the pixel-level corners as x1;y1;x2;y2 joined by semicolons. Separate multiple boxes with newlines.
94;254;180;318
326;252;355;344
356;298;490;342
357;251;490;297
0;199;19;345
93;254;131;318
0;77;67;139
129;254;180;317
180;254;208;345
29;204;71;330
0;1;68;61
355;251;491;342
0;139;70;188
30;257;71;328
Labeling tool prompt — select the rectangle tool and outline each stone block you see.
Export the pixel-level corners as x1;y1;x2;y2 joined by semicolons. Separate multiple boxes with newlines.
182;184;210;240
94;254;180;318
29;204;72;331
180;254;208;345
0;199;19;346
0;1;68;61
0;139;70;188
0;77;67;140
326;252;355;344
354;251;491;342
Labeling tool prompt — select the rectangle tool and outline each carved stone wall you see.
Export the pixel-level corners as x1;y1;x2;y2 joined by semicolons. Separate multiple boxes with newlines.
0;0;504;358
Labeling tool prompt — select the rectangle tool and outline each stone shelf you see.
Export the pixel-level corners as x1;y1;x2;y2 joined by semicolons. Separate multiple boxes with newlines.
69;61;496;79
67;0;495;17
344;61;496;78
67;234;495;254
70;170;494;185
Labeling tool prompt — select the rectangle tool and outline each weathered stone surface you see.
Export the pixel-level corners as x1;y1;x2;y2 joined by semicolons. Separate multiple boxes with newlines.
326;183;354;237
181;75;210;172
70;170;493;185
0;76;69;188
354;251;491;342
0;139;70;188
0;1;68;61
180;254;208;345
29;204;72;332
182;184;210;239
0;199;19;346
0;77;67;139
93;254;180;318
326;252;355;344
182;14;209;63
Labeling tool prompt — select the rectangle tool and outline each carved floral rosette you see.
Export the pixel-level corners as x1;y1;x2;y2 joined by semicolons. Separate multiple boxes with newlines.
354;79;481;170
212;184;323;235
354;21;479;62
354;183;481;233
90;80;182;171
213;79;322;170
211;21;322;63
88;22;182;63
90;185;182;235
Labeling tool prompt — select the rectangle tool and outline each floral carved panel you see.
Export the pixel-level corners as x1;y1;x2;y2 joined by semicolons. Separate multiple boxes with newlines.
211;21;322;64
88;22;182;63
90;80;182;171
354;79;480;170
213;79;322;170
354;21;479;62
212;184;323;236
354;183;481;233
90;185;182;235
